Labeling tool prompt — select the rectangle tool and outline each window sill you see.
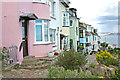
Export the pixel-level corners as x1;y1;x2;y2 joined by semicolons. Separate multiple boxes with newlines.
62;26;70;27
33;42;52;45
33;2;49;5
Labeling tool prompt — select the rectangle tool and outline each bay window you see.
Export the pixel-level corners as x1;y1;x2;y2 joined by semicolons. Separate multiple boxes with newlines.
62;12;69;26
35;20;49;43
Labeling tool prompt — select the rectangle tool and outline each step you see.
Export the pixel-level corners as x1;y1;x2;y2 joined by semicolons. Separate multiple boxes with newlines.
20;62;51;69
23;56;35;59
22;58;41;64
21;61;51;67
38;57;55;61
22;56;55;64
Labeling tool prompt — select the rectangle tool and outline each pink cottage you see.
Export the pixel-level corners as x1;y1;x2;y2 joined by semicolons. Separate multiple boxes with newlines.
1;0;53;64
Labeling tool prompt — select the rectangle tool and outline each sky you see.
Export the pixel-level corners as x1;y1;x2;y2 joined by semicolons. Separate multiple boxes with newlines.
69;0;119;33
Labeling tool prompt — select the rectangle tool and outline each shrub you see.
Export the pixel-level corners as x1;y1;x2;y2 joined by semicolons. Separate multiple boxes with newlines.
89;63;96;68
55;50;87;71
96;50;118;66
110;68;120;80
0;54;4;60
48;66;99;78
77;46;84;50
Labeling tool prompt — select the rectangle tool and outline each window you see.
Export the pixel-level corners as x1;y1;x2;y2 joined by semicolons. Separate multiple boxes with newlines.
86;37;88;42
50;1;55;17
62;12;69;26
49;29;56;43
36;25;42;41
70;20;73;27
80;30;83;38
35;20;49;43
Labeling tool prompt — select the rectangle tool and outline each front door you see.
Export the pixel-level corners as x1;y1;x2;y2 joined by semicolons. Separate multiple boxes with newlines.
22;20;28;57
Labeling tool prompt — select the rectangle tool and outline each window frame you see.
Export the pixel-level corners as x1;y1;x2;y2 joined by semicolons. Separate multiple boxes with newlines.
50;1;56;17
62;12;69;27
49;28;56;44
34;19;50;44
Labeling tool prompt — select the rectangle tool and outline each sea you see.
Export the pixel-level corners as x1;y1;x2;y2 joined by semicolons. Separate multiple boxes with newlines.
100;34;119;48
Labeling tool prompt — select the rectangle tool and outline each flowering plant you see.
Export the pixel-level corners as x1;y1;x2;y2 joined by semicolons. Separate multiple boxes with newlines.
96;50;115;66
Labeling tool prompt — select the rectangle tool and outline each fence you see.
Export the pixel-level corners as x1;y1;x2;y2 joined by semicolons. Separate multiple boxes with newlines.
0;46;18;67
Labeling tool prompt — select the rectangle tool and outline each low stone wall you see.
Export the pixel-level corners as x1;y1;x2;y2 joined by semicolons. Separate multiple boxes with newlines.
94;65;116;77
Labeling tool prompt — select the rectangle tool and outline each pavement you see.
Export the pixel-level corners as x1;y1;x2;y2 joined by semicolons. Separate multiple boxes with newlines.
85;55;98;68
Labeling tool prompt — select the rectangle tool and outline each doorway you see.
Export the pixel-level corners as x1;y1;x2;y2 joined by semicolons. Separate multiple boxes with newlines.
22;20;28;57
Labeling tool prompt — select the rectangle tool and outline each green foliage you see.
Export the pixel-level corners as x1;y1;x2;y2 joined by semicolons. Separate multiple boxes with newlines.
0;54;4;60
77;46;84;50
48;66;99;78
101;42;108;48
109;48;120;57
96;50;118;66
111;68;120;80
89;63;96;68
55;50;87;71
84;52;87;56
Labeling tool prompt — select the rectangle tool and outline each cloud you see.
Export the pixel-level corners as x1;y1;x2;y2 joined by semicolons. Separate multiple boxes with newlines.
70;0;119;33
97;16;118;21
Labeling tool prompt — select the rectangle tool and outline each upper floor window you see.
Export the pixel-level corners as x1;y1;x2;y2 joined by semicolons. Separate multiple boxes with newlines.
62;12;69;26
35;20;49;43
50;1;55;17
33;0;49;4
70;20;73;27
80;30;83;38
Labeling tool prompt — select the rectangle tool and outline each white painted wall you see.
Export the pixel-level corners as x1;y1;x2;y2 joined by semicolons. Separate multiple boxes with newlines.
49;0;60;50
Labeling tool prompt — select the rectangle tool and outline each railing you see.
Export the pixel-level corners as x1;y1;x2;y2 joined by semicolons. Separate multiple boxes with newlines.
0;46;18;67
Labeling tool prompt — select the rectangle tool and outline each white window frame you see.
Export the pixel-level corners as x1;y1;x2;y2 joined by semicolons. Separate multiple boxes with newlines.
34;19;51;44
50;0;56;18
49;28;56;44
62;12;69;26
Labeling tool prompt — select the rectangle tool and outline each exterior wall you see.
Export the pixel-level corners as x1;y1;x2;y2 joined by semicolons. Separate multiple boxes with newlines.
70;17;75;50
77;19;79;41
49;0;60;51
2;2;52;63
30;2;52;57
0;2;2;47
59;2;70;50
59;2;69;36
2;2;23;64
33;3;50;20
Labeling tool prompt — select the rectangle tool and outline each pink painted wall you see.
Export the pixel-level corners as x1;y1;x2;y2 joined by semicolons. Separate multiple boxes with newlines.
28;3;52;57
33;3;50;20
2;2;52;63
0;2;2;47
28;20;53;57
2;2;23;64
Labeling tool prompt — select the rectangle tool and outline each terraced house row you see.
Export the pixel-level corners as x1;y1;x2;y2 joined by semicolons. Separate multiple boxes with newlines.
0;0;100;64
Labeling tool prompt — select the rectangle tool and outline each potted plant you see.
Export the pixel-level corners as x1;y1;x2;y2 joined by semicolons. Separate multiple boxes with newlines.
47;52;54;57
